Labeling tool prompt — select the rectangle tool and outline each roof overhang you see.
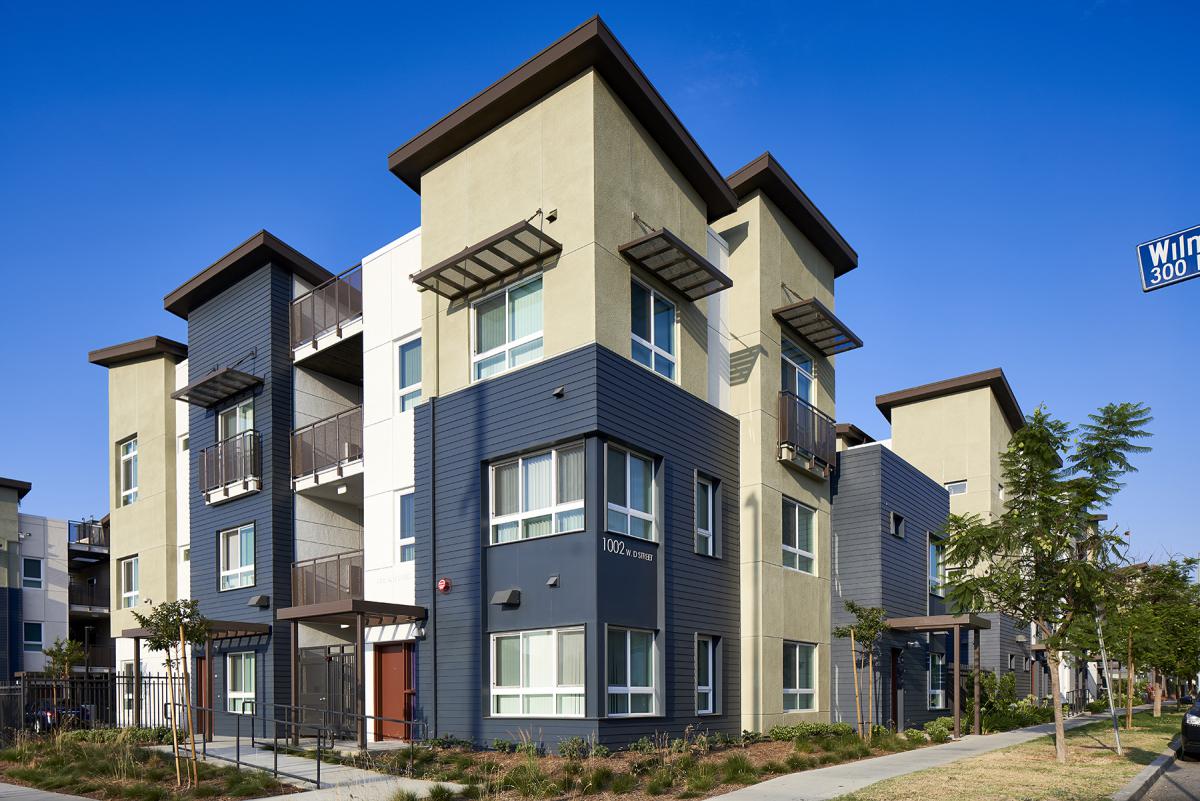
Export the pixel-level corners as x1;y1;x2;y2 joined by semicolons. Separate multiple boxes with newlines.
171;367;262;408
619;228;732;301
773;298;863;356
164;230;333;319
875;368;1024;432
835;423;875;448
387;16;738;223
88;336;187;368
122;620;271;641
886;613;992;633
726;153;858;277
276;598;427;628
411;220;561;301
0;478;32;501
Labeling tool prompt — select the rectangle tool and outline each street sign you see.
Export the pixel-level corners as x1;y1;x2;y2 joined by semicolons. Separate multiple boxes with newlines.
1138;223;1200;292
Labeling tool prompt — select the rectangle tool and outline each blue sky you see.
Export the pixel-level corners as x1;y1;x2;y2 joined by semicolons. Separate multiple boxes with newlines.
1;2;1194;560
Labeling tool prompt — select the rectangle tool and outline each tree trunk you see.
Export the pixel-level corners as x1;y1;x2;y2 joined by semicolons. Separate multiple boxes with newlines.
1045;649;1068;764
1126;631;1135;732
1152;668;1161;718
867;650;875;737
850;629;863;739
179;628;199;786
165;657;182;786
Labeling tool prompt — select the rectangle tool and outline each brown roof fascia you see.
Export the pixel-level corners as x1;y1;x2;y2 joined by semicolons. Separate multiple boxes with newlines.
0;478;32;501
88;335;187;368
835;423;875;447
386;16;739;223
164;230;333;319
726;152;858;277
875;368;1025;432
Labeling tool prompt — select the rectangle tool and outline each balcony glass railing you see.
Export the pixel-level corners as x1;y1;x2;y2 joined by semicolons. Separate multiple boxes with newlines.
777;391;836;469
292;550;363;607
69;583;108;609
68;521;108;549
290;264;363;350
200;430;262;492
291;406;363;480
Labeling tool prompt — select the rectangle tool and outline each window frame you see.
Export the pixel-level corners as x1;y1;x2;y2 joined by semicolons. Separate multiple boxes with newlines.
605;444;657;542
890;511;906;539
119;556;139;609
695;635;716;715
397;336;422;412
781;337;816;403
606;626;656;718
694;476;716;557
218;398;254;441
928;533;946;597
630;278;677;382
21;557;43;590
119;436;139;506
489;443;586;545
489;627;585;719
470;275;544;383
22;622;42;653
226;651;256;714
219;524;255;591
944;480;968;496
397;489;416;563
781;497;816;575
929;651;947;710
783;641;816;712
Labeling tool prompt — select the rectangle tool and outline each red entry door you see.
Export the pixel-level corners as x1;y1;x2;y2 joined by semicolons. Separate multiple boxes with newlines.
375;643;414;740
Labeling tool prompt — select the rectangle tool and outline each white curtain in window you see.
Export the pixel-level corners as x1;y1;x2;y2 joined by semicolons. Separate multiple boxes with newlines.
629;455;652;513
399;339;421;388
475;294;506;354
558;630;584;686
508;278;542;341
239;525;254;568
494;462;519;517
523;631;554;688
629;631;652;687
495;637;520;687
557;445;584;503
523;453;552;512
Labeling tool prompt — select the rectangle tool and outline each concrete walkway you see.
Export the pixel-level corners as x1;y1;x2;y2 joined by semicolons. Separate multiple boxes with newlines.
0;784;90;801
713;710;1140;801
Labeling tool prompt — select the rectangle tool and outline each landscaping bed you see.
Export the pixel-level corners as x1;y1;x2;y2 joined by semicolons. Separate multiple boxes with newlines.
0;728;297;801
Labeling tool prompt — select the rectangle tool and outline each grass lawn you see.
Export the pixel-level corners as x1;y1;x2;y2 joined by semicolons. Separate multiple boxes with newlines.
836;710;1182;801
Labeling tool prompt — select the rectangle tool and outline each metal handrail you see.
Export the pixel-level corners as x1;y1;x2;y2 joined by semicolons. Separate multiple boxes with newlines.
777;391;837;467
291;406;363;480
200;430;262;493
291;549;364;606
68;521;108;549
290;264;363;350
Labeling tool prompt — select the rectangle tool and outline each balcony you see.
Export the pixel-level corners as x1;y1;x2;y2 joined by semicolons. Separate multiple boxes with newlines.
291;264;363;381
200;430;262;505
68;521;108;567
291;406;363;498
291;550;363;607
68;582;109;616
777;392;836;479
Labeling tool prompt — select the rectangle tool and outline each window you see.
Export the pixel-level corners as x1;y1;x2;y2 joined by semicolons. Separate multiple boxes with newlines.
23;623;42;653
218;398;254;440
490;443;585;544
121;661;136;711
1007;653;1016;671
928;535;946;596
782;498;815;574
120;556;139;608
181;547;190;562
226;652;256;714
606;445;655;541
1024;657;1031;672
945;480;967;496
783;642;816;711
607;627;654;716
695;477;715;556
21;558;42;590
890;512;906;539
630;280;676;380
398;491;416;562
929;652;947;710
179;434;189;451
781;338;815;404
119;437;139;506
473;276;543;381
696;635;716;714
398;337;422;411
491;628;584;717
219;524;255;590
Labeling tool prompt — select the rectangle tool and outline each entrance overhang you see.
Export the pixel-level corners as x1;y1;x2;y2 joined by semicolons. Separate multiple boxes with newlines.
276;598;426;628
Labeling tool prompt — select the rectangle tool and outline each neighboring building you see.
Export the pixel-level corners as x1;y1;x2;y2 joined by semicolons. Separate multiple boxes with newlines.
0;478;31;677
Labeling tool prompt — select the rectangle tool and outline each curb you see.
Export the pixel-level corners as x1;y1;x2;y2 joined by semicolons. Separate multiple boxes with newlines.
1110;736;1180;801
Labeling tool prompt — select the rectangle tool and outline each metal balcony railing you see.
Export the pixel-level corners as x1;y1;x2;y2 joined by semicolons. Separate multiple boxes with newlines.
68;521;108;549
292;550;364;607
68;583;108;609
291;406;363;480
778;391;836;470
200;430;262;493
290;264;363;350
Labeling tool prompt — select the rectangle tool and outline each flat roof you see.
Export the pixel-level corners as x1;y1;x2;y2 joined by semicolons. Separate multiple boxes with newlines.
835;423;875;447
387;16;739;223
164;230;333;319
88;335;187;368
887;613;992;633
726;152;858;277
0;478;32;501
277;598;426;628
875;368;1024;432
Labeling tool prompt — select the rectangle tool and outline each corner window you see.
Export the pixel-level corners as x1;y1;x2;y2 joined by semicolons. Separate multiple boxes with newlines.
782;497;815;574
491;628;584;717
21;558;42;590
473;276;543;381
606;445;655;541
929;652;947;710
490;443;585;544
945;480;967;496
119;556;139;609
23;622;42;653
696;635;716;715
630;280;676;380
398;490;416;562
218;398;254;441
119;437;139;506
226;651;256;714
783;642;816;711
928;534;946;596
1007;653;1016;671
398;337;422;411
781;338;814;404
890;512;906;539
219;524;255;591
695;477;715;556
607;627;655;716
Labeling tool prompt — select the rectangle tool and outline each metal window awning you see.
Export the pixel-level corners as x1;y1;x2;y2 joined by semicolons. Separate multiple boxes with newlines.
171;367;262;408
410;220;562;301
122;619;271;641
773;298;863;356
276;598;427;628
885;614;992;633
618;228;731;301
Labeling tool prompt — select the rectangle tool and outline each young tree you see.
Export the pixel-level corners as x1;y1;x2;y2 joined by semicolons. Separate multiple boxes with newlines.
833;600;890;737
1136;559;1200;717
944;402;1151;764
42;637;85;711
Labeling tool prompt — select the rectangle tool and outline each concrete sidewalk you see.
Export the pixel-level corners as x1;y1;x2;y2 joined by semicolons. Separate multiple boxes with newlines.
0;784;90;801
713;710;1139;801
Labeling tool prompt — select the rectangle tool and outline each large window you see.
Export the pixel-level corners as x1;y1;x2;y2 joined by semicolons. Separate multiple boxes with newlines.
119;556;139;609
218;398;254;440
398;337;422;411
227;652;256;714
491;628;584;717
783;641;816;711
696;635;716;715
929;652;947;710
606;445;655;541
945;480;967;496
607;627;654;716
219;524;255;591
781;338;815;404
490;443;585;544
398;490;415;562
23;623;42;653
473;276;543;381
695;477;715;556
630;280;676;380
782;497;815;574
21;558;42;590
119;437;138;506
928;534;946;596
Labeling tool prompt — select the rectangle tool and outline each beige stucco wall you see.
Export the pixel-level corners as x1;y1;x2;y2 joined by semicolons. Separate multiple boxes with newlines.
105;355;182;634
714;191;839;731
0;488;19;590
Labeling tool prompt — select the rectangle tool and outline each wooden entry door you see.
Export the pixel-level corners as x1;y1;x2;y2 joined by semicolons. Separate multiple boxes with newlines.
195;655;210;737
374;643;414;740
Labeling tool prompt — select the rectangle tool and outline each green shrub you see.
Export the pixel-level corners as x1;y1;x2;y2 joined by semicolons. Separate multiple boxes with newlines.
427;786;457;801
685;763;719;792
759;761;786;775
923;719;952;743
491;739;515;753
628;736;656;755
903;728;927;745
645;767;674;795
785;754;818;772
610;772;638;794
431;733;472;748
558;737;588;760
720;753;758;784
739;730;765;746
585;766;614;792
768;721;855;741
502;764;554;798
591;744;611;758
515;742;540;757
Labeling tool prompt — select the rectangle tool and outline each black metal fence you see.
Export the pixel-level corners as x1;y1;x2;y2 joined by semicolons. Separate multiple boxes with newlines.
0;673;189;737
